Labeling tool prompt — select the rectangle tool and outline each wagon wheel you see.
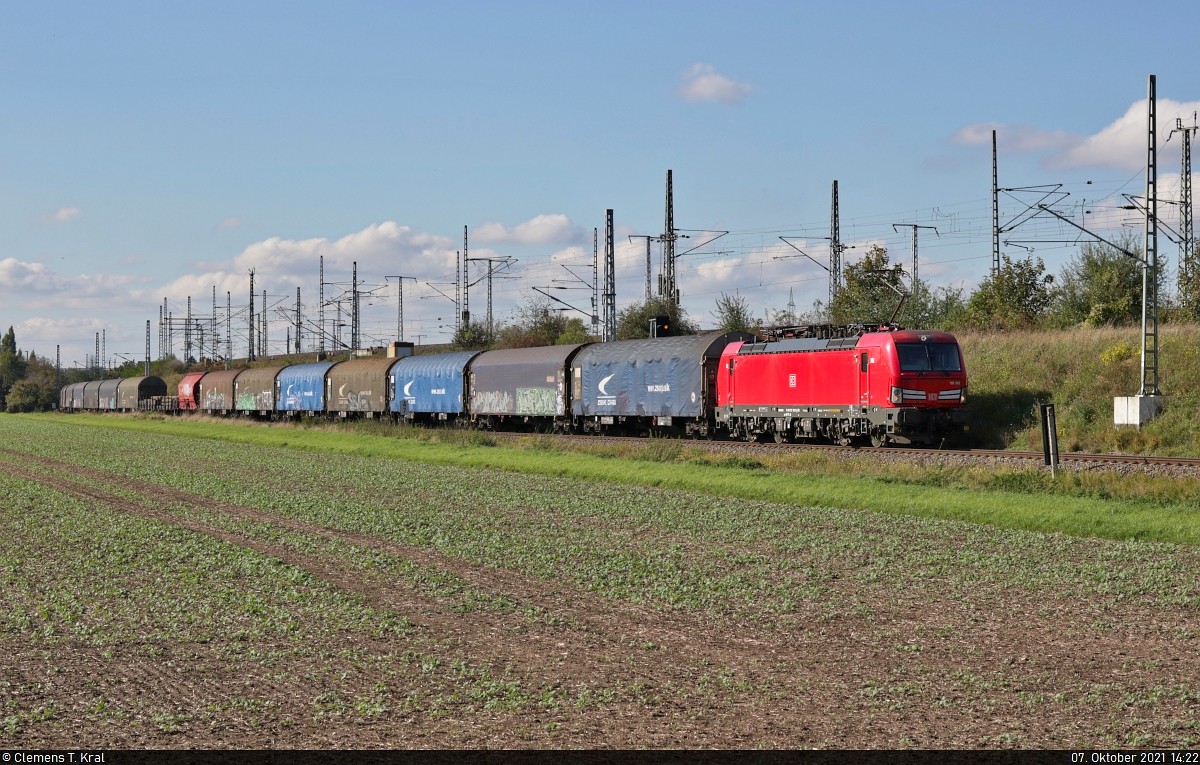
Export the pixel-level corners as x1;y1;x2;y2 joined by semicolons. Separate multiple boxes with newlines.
773;430;786;444
869;429;886;448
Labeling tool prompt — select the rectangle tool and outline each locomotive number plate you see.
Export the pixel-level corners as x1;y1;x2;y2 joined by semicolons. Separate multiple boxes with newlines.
927;392;937;401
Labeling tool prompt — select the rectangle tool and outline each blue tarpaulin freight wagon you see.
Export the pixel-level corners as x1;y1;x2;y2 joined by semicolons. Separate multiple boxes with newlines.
571;332;753;432
276;362;335;412
389;351;479;416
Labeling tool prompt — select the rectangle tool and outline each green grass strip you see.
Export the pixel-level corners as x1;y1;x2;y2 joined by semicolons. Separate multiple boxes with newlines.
23;413;1200;547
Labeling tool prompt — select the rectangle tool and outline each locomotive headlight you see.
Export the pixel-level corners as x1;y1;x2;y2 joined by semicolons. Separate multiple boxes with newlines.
960;387;968;404
890;386;902;404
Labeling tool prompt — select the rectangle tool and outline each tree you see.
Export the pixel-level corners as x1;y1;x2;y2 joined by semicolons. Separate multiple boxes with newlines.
0;325;27;407
712;293;758;333
5;377;56;413
0;327;15;355
965;254;1054;329
556;318;590;345
828;244;908;325
615;297;697;340
902;282;968;331
1051;234;1155;327
1180;242;1200;322
452;320;492;351
495;296;572;348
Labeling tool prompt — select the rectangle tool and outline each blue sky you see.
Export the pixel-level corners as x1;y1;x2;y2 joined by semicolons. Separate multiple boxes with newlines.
3;1;1198;363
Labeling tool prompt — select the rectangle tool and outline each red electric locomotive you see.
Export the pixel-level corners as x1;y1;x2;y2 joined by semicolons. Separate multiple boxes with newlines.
715;324;970;446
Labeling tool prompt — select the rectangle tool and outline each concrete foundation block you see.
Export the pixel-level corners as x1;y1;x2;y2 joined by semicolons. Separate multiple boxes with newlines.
1114;395;1161;428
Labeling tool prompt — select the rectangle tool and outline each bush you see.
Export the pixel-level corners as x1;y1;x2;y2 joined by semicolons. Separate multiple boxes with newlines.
1100;342;1134;364
615;298;697;340
5;377;57;413
1052;235;1150;328
964;255;1054;330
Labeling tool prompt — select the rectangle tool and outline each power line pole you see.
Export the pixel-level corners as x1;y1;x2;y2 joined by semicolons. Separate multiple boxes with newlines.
144;320;150;377
158;304;163;360
319;256;325;353
350;263;359;352
628;235;653;303
645;236;651;302
465;256;514;341
385;276;416;341
295;287;302;353
829;180;843;308
1172;114;1198;315
211;286;216;362
248;269;255;361
660;170;678;306
992;129;1001;277
487;259;494;338
185;297;192;364
226;292;231;369
94;333;99;377
55;345;60;390
891;224;939;285
462;227;470;327
262;288;268;357
592;228;599;333
604;209;616;341
455;249;462;335
1140;73;1160;398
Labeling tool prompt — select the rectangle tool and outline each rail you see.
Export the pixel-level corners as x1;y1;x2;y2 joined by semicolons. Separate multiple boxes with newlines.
492;432;1200;468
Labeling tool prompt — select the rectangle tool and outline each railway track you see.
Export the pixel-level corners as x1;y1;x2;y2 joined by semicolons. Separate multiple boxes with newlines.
492;431;1200;468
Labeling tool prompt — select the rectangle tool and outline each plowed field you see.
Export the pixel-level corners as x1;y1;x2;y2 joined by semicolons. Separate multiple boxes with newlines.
2;416;1199;748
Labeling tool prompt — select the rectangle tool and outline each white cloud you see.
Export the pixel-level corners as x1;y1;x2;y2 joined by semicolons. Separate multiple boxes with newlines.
950;122;1078;152
40;207;79;224
1051;99;1200;170
120;256;144;266
678;64;751;104
953;98;1200;170
154;221;458;302
473;214;581;245
214;216;241;231
0;258;153;310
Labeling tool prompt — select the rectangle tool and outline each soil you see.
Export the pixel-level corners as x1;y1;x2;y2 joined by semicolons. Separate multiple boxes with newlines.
2;449;1199;748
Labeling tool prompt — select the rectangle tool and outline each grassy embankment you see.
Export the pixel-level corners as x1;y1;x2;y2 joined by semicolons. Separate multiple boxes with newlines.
30;412;1200;547
961;324;1200;455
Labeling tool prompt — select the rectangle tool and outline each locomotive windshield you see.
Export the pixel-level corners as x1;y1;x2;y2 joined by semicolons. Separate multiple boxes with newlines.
896;342;962;372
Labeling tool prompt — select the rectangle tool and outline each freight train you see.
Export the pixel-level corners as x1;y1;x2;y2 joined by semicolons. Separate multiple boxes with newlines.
59;325;970;446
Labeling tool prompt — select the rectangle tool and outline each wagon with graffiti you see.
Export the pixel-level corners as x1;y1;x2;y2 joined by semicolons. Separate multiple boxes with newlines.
466;344;586;430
